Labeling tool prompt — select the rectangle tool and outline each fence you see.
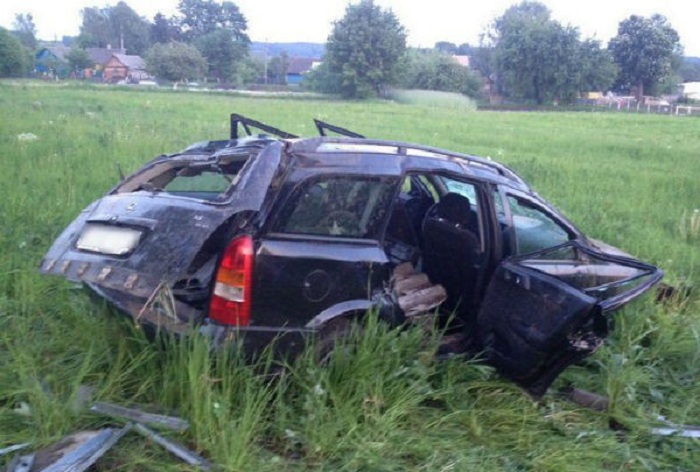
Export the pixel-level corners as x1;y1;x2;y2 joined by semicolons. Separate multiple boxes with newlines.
577;98;700;117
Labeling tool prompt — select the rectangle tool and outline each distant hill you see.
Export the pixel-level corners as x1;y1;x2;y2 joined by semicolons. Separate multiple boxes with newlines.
250;42;325;59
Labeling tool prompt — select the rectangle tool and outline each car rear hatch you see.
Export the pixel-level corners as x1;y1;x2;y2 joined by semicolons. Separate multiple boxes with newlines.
40;139;284;322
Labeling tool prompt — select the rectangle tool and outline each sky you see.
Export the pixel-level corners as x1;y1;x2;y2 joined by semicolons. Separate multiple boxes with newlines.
1;0;699;56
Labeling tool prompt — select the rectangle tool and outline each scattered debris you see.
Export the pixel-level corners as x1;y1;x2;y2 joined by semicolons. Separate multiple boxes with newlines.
40;426;132;472
133;423;212;470
655;282;693;303
6;453;34;472
0;444;30;457
16;133;39;142
651;416;700;439
90;401;190;432
650;427;700;439
0;399;207;471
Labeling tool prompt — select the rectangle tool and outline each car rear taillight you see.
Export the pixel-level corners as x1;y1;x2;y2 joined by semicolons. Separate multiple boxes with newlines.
208;235;253;326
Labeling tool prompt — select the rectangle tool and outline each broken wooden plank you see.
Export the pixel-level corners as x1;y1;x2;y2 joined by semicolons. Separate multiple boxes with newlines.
90;401;190;432
133;423;212;471
0;443;30;457
40;425;131;472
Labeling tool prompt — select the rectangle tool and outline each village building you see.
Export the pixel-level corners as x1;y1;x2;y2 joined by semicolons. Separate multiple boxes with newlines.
103;54;149;83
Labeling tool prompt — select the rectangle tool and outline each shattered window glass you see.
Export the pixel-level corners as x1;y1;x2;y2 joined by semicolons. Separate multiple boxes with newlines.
508;196;571;254
275;176;398;238
116;156;248;201
520;244;653;301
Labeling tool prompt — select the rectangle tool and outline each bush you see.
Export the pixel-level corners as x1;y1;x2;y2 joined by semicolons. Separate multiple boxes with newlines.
0;27;30;77
145;42;206;82
397;49;483;99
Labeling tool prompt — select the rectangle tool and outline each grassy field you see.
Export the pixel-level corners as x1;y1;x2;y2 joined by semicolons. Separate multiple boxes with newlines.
1;81;699;471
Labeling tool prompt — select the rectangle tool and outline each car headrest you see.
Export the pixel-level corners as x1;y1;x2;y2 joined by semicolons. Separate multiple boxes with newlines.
435;193;472;226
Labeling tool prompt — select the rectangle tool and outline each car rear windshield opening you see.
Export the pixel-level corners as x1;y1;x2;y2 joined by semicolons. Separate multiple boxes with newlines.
116;155;248;202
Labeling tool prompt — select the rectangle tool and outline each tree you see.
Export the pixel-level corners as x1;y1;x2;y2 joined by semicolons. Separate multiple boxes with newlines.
434;41;457;55
65;48;94;75
78;2;151;54
12;13;36;50
145;41;206;82
267;52;289;85
608;14;681;98
0;27;30;77
397;49;482;97
151;13;181;44
679;57;700;83
304;61;344;94
195;28;246;81
491;1;615;104
178;0;249;42
578;39;617;93
231;55;264;87
325;0;406;98
177;0;249;81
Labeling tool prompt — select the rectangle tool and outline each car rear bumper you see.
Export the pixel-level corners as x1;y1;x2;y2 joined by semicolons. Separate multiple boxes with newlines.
86;283;312;359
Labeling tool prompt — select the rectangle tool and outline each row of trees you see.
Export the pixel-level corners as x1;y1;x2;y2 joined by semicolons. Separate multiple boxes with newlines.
76;0;251;83
0;0;690;102
309;0;685;102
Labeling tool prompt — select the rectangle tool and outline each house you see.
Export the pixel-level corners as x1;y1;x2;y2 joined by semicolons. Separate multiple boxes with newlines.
86;47;125;66
680;82;700;101
35;46;71;77
103;54;148;83
286;57;319;85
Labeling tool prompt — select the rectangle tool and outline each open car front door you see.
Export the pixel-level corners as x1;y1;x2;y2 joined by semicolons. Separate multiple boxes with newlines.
476;241;663;397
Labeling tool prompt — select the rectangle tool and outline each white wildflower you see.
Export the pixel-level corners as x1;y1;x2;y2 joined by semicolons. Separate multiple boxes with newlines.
313;383;325;396
284;429;297;439
17;133;38;142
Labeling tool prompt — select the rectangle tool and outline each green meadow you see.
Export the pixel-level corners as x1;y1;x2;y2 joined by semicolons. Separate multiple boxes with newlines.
1;82;699;470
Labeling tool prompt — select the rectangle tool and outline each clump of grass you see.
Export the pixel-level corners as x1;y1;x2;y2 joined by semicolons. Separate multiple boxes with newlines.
386;88;477;111
679;208;700;241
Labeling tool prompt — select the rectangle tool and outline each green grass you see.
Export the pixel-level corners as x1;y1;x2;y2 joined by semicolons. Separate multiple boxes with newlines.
1;80;699;470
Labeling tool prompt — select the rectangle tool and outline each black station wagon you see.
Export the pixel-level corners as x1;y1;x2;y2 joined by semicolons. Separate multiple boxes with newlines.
41;114;663;396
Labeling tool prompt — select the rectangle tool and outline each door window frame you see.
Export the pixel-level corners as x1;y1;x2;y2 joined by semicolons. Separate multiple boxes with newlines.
498;188;580;257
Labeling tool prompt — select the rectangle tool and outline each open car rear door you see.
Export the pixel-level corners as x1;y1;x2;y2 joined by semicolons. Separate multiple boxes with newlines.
476;241;663;397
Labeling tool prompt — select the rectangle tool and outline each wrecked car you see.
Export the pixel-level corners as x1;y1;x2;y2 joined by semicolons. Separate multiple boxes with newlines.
41;114;663;396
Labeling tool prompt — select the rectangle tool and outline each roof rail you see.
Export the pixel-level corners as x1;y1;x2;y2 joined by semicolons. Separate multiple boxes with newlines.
292;137;525;185
230;113;298;140
314;119;365;138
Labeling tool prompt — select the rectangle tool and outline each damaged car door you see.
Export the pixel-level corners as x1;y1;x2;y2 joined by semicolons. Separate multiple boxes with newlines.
477;192;663;397
253;174;400;328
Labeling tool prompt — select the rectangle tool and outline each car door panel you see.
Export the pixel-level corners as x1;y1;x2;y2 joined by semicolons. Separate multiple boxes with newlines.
477;240;662;396
252;238;389;328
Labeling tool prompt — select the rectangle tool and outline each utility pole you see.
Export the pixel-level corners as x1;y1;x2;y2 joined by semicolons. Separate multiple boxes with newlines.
264;39;269;85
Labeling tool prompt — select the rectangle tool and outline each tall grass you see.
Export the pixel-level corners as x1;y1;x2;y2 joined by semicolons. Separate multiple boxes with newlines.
1;81;699;470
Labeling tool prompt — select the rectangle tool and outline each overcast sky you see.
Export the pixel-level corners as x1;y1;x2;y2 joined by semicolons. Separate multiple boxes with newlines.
1;0;699;56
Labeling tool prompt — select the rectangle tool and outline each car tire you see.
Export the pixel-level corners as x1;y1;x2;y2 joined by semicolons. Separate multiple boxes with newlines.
315;317;361;365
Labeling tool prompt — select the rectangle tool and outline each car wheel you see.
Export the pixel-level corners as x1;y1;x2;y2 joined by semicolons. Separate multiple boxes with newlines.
315;317;361;365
